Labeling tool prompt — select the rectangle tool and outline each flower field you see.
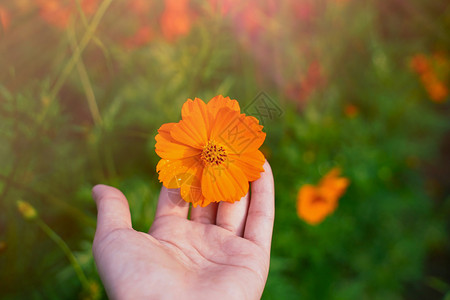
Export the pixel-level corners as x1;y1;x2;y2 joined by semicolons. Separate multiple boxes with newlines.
0;0;449;299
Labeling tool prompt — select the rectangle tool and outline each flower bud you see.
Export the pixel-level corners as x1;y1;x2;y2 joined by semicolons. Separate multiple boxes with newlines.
17;200;38;220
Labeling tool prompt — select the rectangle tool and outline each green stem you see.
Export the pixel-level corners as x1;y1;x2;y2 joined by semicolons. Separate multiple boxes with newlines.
47;0;113;103
74;0;112;71
67;23;103;126
36;218;90;289
426;276;450;294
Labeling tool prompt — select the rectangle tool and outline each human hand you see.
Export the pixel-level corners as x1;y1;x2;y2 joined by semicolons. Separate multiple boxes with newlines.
92;161;274;300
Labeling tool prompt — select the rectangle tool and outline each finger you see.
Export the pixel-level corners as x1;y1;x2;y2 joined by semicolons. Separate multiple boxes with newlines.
92;184;132;237
216;192;249;236
154;186;189;219
191;202;218;224
244;160;275;253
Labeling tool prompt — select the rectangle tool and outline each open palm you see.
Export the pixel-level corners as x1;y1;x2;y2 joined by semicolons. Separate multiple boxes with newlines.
92;161;274;300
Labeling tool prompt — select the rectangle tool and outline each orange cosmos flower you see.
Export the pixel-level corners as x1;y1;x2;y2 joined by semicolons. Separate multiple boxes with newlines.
155;96;266;207
297;168;349;225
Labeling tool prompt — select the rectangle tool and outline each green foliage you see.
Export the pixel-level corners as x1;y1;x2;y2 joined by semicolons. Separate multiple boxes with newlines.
0;0;448;299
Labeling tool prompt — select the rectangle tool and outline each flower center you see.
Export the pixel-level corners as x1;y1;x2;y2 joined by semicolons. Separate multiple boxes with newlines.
200;140;227;166
311;195;327;205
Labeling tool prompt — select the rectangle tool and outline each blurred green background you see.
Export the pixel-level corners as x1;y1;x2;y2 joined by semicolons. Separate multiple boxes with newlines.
0;0;449;299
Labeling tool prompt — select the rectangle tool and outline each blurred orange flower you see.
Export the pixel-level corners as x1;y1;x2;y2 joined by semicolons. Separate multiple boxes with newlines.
160;0;192;41
344;104;359;118
116;1;154;49
155;96;266;207
410;53;448;103
410;54;430;74
37;0;99;29
80;0;99;15
297;168;349;225
0;5;11;33
426;80;448;103
37;0;71;29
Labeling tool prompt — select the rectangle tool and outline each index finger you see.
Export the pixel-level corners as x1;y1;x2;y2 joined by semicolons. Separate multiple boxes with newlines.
243;160;275;253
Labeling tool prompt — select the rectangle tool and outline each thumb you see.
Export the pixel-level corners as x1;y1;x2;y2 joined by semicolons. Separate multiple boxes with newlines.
92;184;132;237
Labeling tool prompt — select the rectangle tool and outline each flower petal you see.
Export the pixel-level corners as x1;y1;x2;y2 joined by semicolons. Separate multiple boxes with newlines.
179;166;212;207
201;161;248;203
157;157;202;189
320;168;350;197
181;98;196;118
239;115;266;151
297;185;337;225
230;150;265;181
181;98;211;122
155;123;201;160
207;95;240;117
210;108;266;155
171;99;210;148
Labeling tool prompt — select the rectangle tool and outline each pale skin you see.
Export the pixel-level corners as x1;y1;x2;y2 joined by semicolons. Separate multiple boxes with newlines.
92;161;275;300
